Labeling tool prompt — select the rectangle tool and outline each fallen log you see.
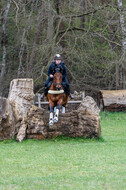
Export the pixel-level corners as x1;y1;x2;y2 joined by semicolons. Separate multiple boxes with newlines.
17;96;101;142
98;90;126;111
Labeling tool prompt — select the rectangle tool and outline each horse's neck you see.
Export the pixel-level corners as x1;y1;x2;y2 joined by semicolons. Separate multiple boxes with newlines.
50;83;56;90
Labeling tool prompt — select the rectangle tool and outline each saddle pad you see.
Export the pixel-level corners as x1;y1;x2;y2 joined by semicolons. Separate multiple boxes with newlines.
48;90;64;94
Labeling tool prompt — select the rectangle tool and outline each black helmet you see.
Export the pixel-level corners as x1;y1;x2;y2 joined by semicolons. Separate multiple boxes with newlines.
54;54;62;60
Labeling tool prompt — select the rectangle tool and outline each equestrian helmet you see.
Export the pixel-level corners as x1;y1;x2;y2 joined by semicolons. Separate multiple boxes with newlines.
54;54;62;60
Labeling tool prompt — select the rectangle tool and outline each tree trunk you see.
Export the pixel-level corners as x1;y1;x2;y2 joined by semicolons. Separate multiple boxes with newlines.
47;0;55;43
81;0;85;28
28;2;44;77
0;0;11;96
117;0;126;89
116;61;120;89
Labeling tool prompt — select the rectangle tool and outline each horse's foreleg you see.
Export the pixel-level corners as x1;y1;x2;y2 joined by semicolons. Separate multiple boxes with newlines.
54;104;60;123
49;103;54;126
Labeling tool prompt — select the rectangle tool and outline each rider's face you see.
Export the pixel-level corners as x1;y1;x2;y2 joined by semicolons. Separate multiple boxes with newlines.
55;59;61;64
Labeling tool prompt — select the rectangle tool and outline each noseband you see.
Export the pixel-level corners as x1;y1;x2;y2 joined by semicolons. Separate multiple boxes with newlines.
53;82;62;87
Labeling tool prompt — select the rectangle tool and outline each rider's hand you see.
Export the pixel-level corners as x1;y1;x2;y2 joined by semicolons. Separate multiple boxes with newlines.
50;74;53;78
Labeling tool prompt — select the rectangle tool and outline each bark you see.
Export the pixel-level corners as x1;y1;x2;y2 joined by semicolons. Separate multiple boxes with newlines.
0;0;11;96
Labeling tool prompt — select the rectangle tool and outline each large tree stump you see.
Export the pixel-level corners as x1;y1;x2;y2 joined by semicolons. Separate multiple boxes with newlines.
0;79;34;141
98;90;126;111
17;96;101;142
0;98;16;140
8;78;34;120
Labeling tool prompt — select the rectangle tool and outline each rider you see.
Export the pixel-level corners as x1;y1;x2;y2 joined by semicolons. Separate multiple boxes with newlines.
41;54;73;99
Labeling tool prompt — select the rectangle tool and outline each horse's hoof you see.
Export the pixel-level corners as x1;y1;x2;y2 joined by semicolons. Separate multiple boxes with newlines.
54;117;58;123
49;119;54;126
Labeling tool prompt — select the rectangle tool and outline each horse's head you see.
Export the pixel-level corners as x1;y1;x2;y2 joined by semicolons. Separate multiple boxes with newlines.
53;68;62;91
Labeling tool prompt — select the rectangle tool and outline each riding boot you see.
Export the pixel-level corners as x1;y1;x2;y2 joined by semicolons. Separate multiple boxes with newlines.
41;87;48;100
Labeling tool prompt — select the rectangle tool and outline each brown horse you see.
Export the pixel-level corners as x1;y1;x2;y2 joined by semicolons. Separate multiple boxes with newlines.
47;71;68;126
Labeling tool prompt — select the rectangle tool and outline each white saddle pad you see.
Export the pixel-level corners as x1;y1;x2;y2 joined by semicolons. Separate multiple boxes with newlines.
48;90;64;94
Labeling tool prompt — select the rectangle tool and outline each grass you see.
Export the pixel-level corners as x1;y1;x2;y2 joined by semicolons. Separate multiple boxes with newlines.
0;111;126;190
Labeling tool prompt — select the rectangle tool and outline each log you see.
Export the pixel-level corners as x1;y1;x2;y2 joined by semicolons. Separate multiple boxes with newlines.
17;96;101;142
98;90;126;111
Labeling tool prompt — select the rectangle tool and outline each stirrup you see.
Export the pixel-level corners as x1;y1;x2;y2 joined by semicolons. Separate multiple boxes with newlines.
40;94;44;100
69;94;74;99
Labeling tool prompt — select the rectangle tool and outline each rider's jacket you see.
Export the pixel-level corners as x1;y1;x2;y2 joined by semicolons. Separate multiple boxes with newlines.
47;61;67;80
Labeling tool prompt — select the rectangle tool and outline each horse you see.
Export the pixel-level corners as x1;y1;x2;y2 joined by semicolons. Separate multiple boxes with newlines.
46;67;69;126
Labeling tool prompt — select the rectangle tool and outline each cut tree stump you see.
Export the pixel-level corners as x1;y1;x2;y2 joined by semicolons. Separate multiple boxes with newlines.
8;78;34;120
98;90;126;111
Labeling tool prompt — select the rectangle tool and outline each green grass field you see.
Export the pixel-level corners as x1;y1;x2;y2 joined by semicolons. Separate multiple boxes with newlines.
0;112;126;190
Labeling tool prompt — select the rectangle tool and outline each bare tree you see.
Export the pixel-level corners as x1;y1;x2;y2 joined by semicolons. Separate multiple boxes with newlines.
47;0;55;43
0;0;11;96
28;2;45;77
117;0;126;89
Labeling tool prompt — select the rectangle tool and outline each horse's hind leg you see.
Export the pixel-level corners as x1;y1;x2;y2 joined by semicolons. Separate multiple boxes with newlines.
62;106;65;113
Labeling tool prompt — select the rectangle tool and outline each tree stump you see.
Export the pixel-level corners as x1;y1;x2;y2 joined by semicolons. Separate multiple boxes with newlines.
98;90;126;111
0;98;16;140
8;78;34;120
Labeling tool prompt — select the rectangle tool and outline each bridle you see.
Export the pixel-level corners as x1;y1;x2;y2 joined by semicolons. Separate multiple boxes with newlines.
53;75;63;89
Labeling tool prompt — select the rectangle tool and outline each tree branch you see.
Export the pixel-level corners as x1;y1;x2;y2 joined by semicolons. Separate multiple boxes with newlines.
58;4;111;19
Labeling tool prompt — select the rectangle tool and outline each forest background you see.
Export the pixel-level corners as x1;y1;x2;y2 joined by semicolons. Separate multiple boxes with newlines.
0;0;126;98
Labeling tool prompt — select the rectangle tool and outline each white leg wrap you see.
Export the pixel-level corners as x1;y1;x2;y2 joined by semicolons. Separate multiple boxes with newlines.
62;106;65;113
54;109;59;123
49;112;54;126
56;109;59;117
50;112;53;119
